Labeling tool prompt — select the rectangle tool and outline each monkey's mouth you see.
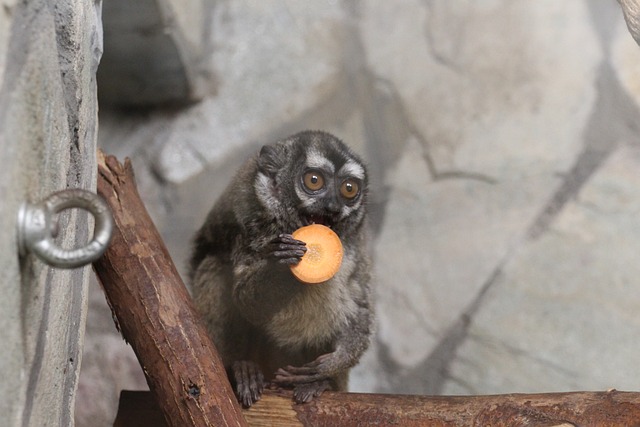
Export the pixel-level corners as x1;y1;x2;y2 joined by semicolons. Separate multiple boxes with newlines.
302;214;336;228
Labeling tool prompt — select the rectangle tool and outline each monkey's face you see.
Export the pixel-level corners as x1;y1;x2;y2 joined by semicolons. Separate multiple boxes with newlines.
255;131;368;237
295;163;364;229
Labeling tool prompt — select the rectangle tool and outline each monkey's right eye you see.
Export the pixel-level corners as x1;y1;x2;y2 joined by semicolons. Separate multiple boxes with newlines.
303;170;325;192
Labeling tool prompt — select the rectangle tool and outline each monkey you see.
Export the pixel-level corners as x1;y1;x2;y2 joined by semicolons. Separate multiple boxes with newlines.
189;130;373;407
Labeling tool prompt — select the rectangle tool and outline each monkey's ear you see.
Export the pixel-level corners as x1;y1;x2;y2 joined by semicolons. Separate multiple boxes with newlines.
257;143;288;177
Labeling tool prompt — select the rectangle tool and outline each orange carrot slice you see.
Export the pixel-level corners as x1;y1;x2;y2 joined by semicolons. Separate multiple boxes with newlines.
290;224;343;284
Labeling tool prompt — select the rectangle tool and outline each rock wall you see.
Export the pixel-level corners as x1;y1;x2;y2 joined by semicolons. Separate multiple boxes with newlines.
81;0;640;424
0;1;102;426
98;0;211;107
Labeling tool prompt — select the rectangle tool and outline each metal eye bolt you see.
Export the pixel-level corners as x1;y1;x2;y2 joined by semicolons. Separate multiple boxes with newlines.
17;189;113;269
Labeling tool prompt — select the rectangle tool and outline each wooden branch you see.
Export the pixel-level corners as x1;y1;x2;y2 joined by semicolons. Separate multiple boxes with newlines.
93;151;247;427
115;388;640;427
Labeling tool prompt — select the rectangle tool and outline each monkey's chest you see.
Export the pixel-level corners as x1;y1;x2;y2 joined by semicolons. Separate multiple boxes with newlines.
264;283;357;350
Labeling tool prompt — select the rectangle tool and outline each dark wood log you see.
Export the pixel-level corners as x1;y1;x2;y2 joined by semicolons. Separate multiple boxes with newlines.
93;151;247;427
115;388;640;427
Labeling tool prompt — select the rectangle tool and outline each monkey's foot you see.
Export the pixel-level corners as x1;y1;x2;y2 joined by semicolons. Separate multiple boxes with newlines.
292;379;331;404
232;360;264;408
273;353;337;403
273;353;333;384
269;233;307;265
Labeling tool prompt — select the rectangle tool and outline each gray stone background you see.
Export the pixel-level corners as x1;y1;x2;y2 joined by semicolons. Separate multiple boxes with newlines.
1;1;101;425
77;0;640;425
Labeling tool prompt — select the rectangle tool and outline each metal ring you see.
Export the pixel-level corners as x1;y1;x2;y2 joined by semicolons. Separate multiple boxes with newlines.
18;189;113;268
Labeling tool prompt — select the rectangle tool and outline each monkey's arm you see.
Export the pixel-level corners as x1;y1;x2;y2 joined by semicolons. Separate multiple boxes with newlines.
230;233;306;324
274;305;372;377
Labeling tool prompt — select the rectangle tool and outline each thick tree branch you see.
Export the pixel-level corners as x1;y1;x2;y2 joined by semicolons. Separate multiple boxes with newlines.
93;151;247;427
115;388;640;426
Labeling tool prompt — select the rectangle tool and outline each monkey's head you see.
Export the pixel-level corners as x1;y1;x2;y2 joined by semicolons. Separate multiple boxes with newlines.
254;131;368;238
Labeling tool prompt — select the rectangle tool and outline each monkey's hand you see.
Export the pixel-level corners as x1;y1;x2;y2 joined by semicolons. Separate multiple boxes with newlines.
268;233;307;265
273;353;336;403
231;360;265;408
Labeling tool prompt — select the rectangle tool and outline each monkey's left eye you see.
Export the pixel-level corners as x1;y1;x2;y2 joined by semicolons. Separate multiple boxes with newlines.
303;170;325;192
340;178;360;200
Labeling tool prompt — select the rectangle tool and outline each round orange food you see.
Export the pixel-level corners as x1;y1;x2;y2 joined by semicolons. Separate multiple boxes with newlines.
290;224;343;284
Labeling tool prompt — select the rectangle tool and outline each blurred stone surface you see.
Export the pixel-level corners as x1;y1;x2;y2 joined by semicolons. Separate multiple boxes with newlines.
98;0;213;107
80;0;640;425
614;15;640;104
445;144;640;394
358;0;605;394
149;0;347;183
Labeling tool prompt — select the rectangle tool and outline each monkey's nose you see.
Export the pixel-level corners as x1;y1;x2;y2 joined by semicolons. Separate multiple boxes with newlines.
326;200;341;215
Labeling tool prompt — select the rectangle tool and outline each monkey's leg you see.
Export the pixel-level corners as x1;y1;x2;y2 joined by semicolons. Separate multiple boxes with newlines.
231;360;264;408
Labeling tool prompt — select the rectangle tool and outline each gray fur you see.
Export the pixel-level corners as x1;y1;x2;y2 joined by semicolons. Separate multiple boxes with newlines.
189;131;373;406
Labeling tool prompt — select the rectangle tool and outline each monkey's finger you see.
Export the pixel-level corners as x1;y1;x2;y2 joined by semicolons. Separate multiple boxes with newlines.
232;364;247;404
276;255;306;265
233;361;264;407
295;390;314;404
279;242;305;251
282;364;319;375
251;363;265;399
276;233;307;246
232;361;250;405
300;353;334;371
274;374;314;385
313;353;333;364
293;382;325;404
314;383;329;397
271;234;306;248
273;248;306;257
311;379;331;398
232;361;247;387
274;367;289;378
274;370;320;385
271;242;307;254
273;369;295;384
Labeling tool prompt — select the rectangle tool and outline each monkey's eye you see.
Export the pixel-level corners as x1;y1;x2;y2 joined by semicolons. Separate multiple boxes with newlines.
303;170;325;192
340;178;360;200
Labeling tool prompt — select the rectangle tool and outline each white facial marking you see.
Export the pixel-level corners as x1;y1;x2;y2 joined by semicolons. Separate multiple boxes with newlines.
255;172;281;211
339;160;365;180
305;148;334;173
295;184;318;208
